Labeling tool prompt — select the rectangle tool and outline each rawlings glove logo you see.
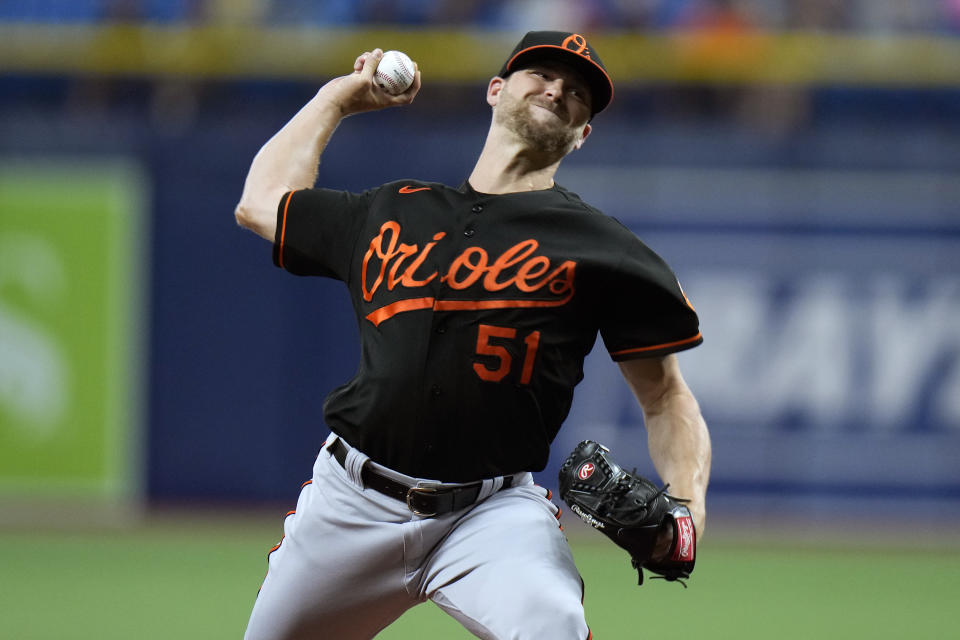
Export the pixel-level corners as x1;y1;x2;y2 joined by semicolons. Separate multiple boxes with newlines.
672;513;696;563
576;462;595;480
569;503;606;530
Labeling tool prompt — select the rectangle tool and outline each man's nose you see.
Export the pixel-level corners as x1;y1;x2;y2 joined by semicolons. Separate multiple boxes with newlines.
544;79;565;101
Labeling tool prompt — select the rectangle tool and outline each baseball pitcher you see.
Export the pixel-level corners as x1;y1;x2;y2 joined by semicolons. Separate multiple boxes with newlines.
235;30;711;640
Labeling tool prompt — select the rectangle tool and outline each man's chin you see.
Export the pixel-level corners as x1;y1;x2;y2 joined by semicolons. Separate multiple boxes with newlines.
521;126;577;155
524;111;568;139
497;99;577;154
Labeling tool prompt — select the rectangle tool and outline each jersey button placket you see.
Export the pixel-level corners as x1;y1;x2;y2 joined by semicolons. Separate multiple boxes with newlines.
463;201;483;238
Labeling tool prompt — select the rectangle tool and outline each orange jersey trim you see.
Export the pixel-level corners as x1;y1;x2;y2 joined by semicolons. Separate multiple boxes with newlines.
267;535;285;557
277;190;295;269
610;332;703;357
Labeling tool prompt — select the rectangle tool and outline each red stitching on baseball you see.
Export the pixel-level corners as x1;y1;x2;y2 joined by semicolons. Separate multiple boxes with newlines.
396;58;412;80
376;70;401;93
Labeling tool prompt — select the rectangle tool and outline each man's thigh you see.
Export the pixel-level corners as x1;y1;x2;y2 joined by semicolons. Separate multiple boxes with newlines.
243;452;420;640
424;484;590;640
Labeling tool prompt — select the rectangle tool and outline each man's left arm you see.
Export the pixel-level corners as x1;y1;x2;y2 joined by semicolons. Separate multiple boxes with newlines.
618;354;711;538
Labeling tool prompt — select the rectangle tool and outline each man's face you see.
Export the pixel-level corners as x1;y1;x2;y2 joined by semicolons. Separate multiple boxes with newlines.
493;62;593;155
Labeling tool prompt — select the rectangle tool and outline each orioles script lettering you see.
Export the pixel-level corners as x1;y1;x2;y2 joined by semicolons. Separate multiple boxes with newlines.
361;220;576;326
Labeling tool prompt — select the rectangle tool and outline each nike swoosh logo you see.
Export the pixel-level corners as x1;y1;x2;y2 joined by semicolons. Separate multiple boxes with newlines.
398;186;432;194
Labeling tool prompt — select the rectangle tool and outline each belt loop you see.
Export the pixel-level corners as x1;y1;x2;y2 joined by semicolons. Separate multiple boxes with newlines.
345;447;369;488
476;476;502;502
330;436;369;488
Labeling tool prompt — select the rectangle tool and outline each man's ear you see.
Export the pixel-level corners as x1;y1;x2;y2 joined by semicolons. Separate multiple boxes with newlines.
487;76;505;107
573;123;592;150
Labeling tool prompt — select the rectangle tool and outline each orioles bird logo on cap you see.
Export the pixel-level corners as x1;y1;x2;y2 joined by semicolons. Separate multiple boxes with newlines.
562;34;591;57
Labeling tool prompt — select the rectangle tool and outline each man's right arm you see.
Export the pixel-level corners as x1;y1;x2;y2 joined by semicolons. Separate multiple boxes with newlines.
234;48;421;241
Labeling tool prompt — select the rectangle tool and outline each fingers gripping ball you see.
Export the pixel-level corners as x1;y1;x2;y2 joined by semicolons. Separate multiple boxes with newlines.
558;440;697;586
375;50;415;95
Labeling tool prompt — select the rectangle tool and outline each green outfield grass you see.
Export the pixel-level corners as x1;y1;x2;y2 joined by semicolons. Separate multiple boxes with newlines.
1;512;957;639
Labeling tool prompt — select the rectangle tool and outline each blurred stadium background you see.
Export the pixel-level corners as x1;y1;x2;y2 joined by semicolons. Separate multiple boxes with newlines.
1;1;959;638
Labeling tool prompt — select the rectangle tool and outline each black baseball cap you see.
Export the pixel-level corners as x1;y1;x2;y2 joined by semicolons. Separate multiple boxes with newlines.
498;30;613;117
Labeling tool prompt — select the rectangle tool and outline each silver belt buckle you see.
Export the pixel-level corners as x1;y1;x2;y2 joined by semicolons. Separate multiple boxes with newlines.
406;484;440;517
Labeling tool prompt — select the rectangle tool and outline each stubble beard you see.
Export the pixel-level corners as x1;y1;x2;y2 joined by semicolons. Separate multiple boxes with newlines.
495;89;580;156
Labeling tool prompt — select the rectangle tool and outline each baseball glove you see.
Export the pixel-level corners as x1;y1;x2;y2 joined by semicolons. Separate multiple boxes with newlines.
558;440;696;586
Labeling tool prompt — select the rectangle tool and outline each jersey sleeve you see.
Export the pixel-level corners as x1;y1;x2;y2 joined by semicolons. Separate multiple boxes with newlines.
597;238;702;361
272;187;373;281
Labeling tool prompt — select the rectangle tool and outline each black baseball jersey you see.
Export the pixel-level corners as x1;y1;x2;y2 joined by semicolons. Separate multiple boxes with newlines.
273;180;701;481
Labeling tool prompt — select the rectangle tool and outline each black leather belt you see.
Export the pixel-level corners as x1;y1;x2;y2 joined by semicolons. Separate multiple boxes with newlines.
328;439;513;517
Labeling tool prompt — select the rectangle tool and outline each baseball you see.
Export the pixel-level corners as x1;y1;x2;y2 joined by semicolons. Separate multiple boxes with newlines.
374;50;415;95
